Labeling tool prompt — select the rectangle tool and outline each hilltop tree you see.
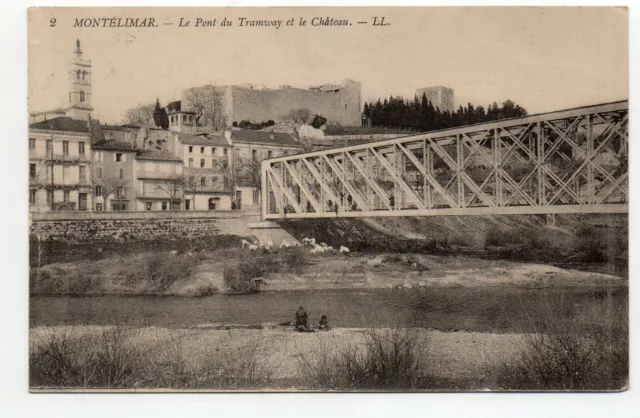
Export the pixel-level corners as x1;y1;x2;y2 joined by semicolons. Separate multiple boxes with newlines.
287;108;312;124
184;85;227;130
152;98;169;130
123;102;155;125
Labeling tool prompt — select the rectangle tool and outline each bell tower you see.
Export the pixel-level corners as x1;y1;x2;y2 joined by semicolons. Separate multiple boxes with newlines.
66;39;94;120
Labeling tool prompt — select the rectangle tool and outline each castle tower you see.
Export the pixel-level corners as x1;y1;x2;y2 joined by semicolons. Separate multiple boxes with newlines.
66;39;94;120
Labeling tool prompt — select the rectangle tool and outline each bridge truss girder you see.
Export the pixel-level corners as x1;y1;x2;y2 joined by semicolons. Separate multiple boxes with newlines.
261;101;628;220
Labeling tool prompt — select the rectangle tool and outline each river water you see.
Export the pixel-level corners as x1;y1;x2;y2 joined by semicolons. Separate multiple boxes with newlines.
30;286;627;333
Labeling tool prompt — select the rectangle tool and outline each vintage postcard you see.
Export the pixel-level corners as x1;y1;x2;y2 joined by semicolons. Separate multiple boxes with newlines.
28;6;628;392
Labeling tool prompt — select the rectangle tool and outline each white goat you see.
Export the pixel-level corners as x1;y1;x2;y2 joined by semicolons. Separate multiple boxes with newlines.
302;237;313;245
280;240;291;249
248;244;258;251
339;246;350;253
240;239;251;249
169;250;178;257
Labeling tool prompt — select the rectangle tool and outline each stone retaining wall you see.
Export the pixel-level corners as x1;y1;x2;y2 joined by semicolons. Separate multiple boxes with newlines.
30;211;260;242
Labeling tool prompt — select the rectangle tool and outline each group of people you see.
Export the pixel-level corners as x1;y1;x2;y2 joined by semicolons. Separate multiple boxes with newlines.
294;306;329;333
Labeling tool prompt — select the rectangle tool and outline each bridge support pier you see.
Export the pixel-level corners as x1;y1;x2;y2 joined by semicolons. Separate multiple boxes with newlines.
247;221;301;246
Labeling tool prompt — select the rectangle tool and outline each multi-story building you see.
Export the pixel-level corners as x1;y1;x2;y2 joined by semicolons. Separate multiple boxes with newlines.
229;129;305;211
415;85;455;113
91;139;137;211
135;150;185;211
29;117;96;212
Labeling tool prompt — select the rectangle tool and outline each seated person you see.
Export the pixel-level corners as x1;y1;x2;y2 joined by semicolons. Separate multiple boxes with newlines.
318;315;330;331
295;306;310;332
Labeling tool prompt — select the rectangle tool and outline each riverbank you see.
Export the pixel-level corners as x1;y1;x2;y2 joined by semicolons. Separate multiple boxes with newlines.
29;245;626;296
29;324;627;391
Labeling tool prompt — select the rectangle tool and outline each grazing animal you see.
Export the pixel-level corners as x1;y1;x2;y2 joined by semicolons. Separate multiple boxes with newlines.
280;240;291;249
367;257;383;267
320;242;328;248
169;250;178;257
248;244;258;251
309;238;316;247
187;252;194;257
411;263;417;269
326;246;335;252
339;246;350;253
240;239;251;249
302;237;312;245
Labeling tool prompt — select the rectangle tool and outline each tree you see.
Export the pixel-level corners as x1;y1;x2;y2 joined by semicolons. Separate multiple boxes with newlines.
92;174;126;211
287;108;312;124
123;102;155;125
311;115;327;129
181;169;208;210
155;176;184;210
213;157;240;204
184;85;227;130
152;98;169;130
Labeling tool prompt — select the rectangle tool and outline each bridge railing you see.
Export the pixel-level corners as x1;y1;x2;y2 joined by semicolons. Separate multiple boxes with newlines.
261;101;628;219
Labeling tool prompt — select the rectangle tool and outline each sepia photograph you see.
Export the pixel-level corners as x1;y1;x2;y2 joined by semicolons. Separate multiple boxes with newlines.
26;6;628;393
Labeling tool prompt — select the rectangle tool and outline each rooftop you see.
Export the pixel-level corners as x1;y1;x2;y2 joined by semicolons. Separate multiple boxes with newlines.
178;132;229;147
136;149;182;163
92;140;137;151
231;130;303;147
29;116;95;134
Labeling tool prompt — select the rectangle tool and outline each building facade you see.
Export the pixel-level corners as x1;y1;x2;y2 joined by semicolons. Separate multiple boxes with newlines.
29;118;94;212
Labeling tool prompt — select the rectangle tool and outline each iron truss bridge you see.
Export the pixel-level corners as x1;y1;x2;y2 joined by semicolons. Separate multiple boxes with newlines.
260;101;628;220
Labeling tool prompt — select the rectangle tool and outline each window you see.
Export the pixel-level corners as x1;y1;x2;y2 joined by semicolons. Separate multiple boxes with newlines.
95;185;102;196
223;149;228;156
189;146;193;153
63;141;69;156
212;147;217;155
29;138;35;150
146;202;152;211
201;177;206;187
78;142;85;155
252;150;257;161
201;147;205;154
46;140;52;154
188;158;194;168
79;91;85;102
62;166;69;182
63;190;70;202
30;164;36;179
253;189;260;204
161;202;168;211
30;190;36;205
188;176;195;185
115;153;122;162
95;202;103;211
95;152;103;162
119;168;124;179
200;159;205;168
97;167;103;179
267;150;273;158
79;166;86;182
116;187;125;198
345;104;348;110
76;70;81;79
183;115;187;123
47;191;53;204
82;71;86;80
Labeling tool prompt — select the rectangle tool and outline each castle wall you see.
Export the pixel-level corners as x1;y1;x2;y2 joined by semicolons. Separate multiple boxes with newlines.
228;84;361;126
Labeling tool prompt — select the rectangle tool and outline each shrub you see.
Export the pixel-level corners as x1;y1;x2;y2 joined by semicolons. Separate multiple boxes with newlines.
298;329;429;389
30;326;149;388
490;290;628;391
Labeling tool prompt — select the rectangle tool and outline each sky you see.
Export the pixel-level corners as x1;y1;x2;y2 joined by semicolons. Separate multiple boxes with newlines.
28;6;628;124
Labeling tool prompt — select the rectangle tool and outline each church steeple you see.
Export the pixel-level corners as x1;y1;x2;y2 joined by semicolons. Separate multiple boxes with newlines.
66;39;94;120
